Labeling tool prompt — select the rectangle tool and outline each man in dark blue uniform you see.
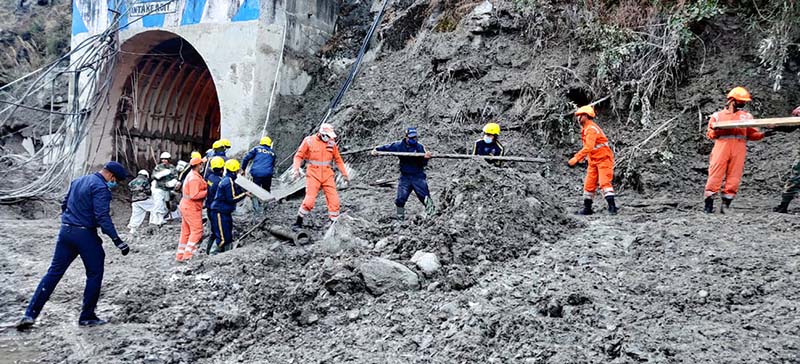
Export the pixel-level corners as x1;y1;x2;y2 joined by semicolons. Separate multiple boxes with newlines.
241;136;277;216
210;159;249;254
16;161;131;330
204;156;225;254
203;140;228;179
472;122;505;166
373;127;435;220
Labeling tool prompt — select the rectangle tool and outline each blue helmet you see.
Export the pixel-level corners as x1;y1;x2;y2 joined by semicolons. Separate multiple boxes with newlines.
406;127;418;138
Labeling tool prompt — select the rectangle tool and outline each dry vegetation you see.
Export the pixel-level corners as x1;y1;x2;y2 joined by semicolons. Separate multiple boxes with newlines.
0;0;70;86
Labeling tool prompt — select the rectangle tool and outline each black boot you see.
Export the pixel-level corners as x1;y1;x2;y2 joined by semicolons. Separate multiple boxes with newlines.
773;194;793;213
15;316;35;331
576;199;593;215
703;197;714;213
291;216;303;231
605;196;618;215
720;197;733;214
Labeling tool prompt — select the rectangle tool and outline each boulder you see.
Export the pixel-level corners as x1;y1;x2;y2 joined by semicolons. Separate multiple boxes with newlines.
359;258;420;295
411;251;441;276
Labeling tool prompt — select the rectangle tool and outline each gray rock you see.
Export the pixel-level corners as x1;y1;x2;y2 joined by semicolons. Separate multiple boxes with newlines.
411;251;441;276
359;257;420;296
319;215;370;254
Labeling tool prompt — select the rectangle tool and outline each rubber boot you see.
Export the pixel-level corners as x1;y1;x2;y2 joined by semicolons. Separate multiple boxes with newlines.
576;199;593;215
773;194;793;213
78;318;107;327
291;216;303;232
703;197;714;214
720;197;733;214
424;196;436;217
396;206;405;221
605;196;618;215
15;316;34;331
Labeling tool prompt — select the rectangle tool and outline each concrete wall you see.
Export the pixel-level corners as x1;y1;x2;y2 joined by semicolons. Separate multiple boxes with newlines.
73;0;337;169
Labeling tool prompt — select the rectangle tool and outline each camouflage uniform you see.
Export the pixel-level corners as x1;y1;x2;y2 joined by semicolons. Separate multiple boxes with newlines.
152;163;177;191
774;125;800;212
127;174;154;233
151;163;176;224
783;148;800;199
128;175;150;202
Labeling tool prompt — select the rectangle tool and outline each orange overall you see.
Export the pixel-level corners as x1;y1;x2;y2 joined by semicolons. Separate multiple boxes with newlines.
571;120;615;199
704;109;764;199
293;135;349;220
177;169;207;261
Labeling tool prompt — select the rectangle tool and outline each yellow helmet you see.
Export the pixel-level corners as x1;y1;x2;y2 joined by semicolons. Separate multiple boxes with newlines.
224;159;240;172
727;86;751;102
220;138;232;148
483;122;501;135
575;105;596;118
260;136;273;147
210;156;225;169
190;151;202;160
212;140;223;149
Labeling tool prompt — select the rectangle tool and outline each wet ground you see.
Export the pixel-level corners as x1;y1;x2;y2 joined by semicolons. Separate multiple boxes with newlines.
1;190;797;363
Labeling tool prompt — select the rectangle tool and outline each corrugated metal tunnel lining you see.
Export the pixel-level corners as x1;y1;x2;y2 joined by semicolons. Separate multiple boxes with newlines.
113;32;220;170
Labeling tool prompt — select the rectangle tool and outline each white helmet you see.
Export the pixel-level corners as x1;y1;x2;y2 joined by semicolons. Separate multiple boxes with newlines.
319;123;337;138
160;152;171;160
176;160;188;172
137;170;149;178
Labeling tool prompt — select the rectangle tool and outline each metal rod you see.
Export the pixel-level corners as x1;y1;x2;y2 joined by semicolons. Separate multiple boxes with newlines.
371;151;547;163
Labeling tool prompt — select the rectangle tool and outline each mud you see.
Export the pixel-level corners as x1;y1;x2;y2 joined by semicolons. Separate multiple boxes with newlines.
2;0;800;363
1;192;798;363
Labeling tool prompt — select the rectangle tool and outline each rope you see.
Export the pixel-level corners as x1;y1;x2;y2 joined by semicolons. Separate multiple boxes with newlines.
261;15;289;138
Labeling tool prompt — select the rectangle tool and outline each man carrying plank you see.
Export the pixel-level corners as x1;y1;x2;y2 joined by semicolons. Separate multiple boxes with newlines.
371;127;435;220
767;107;800;213
703;87;773;213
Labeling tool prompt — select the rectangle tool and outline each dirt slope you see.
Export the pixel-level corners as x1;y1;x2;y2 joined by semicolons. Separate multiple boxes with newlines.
1;194;798;363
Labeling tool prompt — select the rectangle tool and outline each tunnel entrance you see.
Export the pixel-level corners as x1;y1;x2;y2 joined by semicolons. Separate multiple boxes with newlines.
113;32;220;170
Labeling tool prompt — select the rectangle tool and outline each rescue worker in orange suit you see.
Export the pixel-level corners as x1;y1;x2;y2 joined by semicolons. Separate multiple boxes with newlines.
568;105;618;215
703;87;770;213
176;157;208;262
210;159;250;254
177;151;203;188
291;123;350;230
204;156;225;254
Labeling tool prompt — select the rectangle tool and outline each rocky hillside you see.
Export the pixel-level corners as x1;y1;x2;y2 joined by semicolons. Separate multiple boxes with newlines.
0;0;70;86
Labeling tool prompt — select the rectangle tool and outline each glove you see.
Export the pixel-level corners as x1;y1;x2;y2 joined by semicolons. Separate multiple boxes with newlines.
113;237;130;256
763;129;777;137
568;158;578;168
291;169;300;180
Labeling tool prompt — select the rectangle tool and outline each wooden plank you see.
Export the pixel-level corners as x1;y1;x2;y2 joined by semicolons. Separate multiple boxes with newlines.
372;151;547;163
270;176;307;201
712;117;800;129
235;177;274;201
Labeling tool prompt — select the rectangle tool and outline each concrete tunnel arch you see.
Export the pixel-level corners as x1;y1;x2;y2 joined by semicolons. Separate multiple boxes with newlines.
112;30;220;170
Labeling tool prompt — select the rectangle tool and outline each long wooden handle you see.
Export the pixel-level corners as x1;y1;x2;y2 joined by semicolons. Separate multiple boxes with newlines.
372;151;547;163
713;116;800;129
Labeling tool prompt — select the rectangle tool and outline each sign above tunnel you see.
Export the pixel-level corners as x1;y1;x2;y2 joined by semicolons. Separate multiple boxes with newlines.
130;1;177;17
